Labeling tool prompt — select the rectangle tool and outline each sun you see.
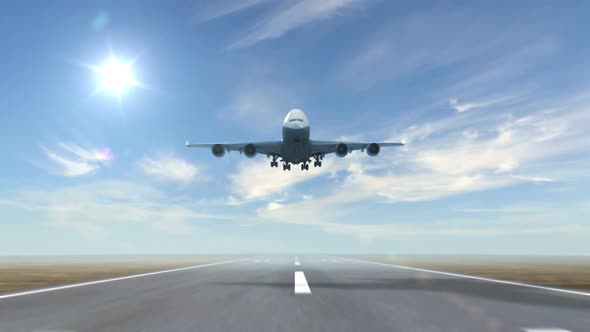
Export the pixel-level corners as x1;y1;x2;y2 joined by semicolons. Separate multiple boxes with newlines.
96;57;137;96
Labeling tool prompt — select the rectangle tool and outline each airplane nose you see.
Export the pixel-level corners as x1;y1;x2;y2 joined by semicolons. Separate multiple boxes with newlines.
283;108;309;128
290;121;304;129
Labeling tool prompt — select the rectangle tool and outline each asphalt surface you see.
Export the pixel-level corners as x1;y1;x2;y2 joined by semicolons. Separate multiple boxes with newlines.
0;255;589;332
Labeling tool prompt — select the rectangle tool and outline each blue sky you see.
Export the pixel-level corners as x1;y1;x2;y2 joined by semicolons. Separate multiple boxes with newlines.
1;0;590;255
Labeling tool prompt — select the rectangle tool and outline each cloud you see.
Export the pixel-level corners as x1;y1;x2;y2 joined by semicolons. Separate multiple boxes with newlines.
255;192;590;242
319;217;590;242
227;151;369;202
247;91;590;240
339;6;558;91
228;158;331;201
227;92;589;208
58;142;113;162
194;0;269;22
139;153;200;183
448;96;512;113
230;0;361;48
255;191;590;243
0;180;231;235
510;175;555;183
461;129;479;140
41;143;113;177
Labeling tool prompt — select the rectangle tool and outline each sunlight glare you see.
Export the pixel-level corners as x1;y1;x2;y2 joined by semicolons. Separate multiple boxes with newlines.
97;57;136;95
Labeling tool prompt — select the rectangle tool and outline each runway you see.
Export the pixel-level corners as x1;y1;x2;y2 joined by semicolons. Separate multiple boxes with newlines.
0;255;589;332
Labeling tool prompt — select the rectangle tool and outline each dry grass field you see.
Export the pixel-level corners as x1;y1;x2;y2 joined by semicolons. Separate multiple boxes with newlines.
2;255;589;293
0;255;244;293
346;255;590;290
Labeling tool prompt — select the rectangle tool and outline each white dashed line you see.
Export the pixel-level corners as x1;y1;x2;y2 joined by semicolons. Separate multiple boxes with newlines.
0;257;254;301
294;261;301;266
330;260;338;262
294;271;311;294
522;329;572;332
321;259;327;262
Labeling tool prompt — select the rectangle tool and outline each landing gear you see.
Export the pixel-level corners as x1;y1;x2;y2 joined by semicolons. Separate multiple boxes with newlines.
270;155;279;168
312;154;323;168
273;154;323;171
270;155;279;167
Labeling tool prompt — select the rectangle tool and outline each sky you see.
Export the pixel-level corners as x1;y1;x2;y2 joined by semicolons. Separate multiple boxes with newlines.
1;0;590;255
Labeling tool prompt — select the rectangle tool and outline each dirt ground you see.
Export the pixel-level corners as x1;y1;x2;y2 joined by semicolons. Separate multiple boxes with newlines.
345;255;590;290
2;255;589;293
0;255;245;293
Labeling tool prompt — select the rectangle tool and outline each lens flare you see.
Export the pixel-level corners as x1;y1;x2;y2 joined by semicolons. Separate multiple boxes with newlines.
94;147;114;161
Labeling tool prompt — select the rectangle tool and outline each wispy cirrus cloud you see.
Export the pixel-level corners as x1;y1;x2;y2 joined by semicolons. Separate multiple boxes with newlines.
41;142;113;177
193;0;269;22
230;0;363;48
339;5;559;92
139;153;201;183
448;96;515;113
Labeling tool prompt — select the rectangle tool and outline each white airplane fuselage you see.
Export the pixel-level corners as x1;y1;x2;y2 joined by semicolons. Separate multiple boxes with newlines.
281;109;312;163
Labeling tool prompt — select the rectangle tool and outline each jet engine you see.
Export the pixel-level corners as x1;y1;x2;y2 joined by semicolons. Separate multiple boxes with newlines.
244;143;257;158
366;143;380;157
335;143;349;157
211;144;225;157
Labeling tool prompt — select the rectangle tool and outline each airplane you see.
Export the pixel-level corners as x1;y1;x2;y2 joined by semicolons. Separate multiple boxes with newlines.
185;109;404;171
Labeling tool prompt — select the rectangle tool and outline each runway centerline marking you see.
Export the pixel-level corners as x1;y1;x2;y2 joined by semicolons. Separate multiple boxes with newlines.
522;329;572;332
294;271;311;294
0;257;255;301
339;257;590;297
294;261;301;266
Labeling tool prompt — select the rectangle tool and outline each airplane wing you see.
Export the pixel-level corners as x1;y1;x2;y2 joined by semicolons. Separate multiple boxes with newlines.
185;141;282;156
310;141;404;156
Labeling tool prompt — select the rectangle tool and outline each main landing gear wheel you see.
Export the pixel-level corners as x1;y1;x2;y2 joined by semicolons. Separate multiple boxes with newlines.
270;155;280;168
312;154;323;168
301;163;309;171
283;163;291;171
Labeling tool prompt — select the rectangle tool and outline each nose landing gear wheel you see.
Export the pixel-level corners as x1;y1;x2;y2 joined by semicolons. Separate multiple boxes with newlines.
301;163;309;171
313;161;322;167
